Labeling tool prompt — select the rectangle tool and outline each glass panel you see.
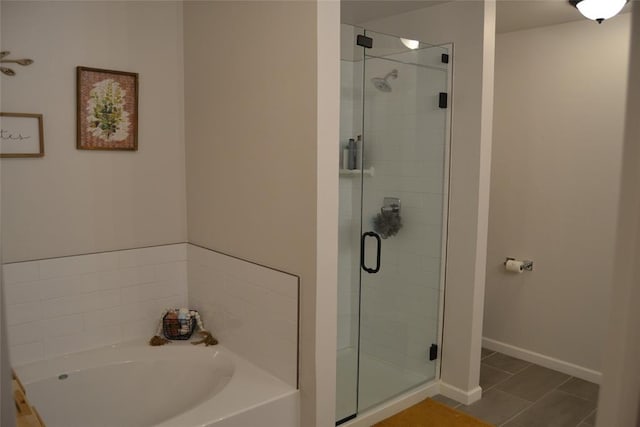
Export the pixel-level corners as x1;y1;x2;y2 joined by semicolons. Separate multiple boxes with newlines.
336;23;364;424
336;26;450;423
357;30;449;412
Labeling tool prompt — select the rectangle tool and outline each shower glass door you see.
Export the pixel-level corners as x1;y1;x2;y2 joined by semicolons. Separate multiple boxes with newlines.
336;26;450;424
358;29;449;412
336;23;365;424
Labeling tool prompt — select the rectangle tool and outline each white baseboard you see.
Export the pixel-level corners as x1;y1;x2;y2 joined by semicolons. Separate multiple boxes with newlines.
439;382;482;405
342;380;440;427
482;337;602;384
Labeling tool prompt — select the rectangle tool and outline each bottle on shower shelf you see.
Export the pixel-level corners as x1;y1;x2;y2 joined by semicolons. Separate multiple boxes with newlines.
355;135;362;170
347;138;356;169
342;140;351;170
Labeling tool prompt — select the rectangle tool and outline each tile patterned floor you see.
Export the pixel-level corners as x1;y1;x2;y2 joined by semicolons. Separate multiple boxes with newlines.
432;349;599;427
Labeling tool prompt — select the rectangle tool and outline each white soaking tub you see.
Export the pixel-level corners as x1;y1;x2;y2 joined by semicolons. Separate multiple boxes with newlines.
14;340;299;427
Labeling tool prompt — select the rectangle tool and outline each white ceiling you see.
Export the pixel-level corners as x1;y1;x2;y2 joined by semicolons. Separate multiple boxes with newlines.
341;1;448;26
341;0;634;34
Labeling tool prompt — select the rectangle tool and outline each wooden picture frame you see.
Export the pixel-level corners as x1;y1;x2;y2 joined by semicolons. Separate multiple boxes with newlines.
77;66;138;151
0;113;44;158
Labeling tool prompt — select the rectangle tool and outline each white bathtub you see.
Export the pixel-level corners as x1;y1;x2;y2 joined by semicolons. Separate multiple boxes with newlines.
14;340;299;427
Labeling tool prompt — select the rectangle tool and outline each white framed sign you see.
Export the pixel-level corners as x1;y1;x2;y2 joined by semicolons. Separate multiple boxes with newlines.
0;113;44;158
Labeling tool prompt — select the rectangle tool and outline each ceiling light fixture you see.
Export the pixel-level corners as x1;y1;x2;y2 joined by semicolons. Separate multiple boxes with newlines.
569;0;628;24
400;38;419;50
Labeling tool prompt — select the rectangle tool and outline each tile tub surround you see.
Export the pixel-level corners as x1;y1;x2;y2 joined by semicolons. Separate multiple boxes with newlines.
187;244;299;387
433;349;599;427
4;242;300;389
4;244;188;365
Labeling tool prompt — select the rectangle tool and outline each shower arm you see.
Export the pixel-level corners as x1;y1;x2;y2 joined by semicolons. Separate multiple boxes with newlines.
383;70;398;80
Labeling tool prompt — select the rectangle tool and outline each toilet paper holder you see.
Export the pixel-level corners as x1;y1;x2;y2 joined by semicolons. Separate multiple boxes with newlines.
504;257;534;271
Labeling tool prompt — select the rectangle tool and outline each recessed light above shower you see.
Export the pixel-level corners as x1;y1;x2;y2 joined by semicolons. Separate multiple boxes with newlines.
400;38;419;50
371;69;398;92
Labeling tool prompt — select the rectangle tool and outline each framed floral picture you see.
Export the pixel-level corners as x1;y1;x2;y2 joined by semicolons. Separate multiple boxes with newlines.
77;66;138;151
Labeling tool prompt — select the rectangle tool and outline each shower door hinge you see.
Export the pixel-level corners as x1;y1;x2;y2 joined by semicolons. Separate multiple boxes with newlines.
439;92;448;109
429;344;438;361
441;53;449;64
356;34;373;49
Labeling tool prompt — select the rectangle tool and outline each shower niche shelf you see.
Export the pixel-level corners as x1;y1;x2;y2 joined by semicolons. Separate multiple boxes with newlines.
339;167;374;177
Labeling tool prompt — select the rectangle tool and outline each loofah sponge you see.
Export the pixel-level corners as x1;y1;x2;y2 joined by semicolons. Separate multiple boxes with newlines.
373;211;403;239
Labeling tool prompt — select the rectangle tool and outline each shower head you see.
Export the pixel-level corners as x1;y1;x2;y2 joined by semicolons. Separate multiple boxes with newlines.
371;69;398;92
371;77;392;92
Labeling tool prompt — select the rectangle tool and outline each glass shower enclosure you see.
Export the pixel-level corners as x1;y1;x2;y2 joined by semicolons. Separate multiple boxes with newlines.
336;25;451;424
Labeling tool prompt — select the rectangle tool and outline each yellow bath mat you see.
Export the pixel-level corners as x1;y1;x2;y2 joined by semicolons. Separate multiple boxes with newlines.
373;398;494;427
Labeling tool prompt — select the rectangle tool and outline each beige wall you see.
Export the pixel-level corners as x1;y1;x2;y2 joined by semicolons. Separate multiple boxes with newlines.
0;279;12;427
598;6;640;426
315;1;340;425
0;261;11;424
0;1;187;263
183;2;318;424
485;15;630;374
363;1;495;398
0;1;14;423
